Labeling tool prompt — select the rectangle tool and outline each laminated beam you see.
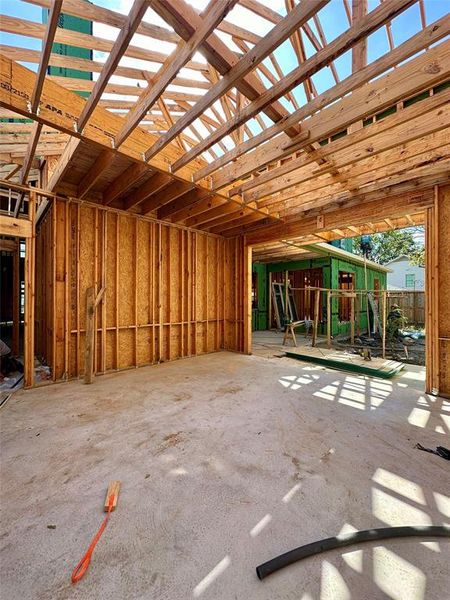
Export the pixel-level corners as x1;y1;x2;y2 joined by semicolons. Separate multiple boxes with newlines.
245;190;434;245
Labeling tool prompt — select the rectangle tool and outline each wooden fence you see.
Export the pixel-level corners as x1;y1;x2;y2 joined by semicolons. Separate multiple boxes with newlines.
387;291;425;326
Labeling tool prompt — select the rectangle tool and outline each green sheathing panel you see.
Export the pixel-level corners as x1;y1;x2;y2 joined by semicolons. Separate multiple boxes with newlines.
252;263;268;331
330;257;386;336
266;257;330;273
43;9;92;97
252;255;386;334
285;350;404;379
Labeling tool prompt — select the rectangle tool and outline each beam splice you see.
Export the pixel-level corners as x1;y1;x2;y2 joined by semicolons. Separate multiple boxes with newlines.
351;0;368;73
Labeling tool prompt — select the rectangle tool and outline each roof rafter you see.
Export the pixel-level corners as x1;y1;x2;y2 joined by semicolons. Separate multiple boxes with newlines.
77;0;151;133
206;20;450;190
169;0;417;173
150;0;299;138
115;0;239;148
144;0;328;163
16;0;62;215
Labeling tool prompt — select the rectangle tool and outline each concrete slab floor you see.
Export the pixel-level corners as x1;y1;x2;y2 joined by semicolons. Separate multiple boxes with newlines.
1;351;449;600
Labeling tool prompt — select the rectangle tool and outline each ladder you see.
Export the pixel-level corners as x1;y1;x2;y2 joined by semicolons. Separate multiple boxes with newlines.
271;282;299;329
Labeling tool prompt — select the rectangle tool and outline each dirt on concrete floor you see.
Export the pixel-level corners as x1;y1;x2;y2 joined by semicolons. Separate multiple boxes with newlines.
1;351;449;600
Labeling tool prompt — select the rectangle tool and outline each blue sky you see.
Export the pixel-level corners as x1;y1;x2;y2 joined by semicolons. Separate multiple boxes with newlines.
1;0;449;147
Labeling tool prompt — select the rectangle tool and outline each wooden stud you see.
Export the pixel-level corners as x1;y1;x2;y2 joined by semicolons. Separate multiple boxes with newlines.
115;214;119;370
24;191;36;388
64;201;70;378
134;218;138;366
243;243;252;354
312;288;320;347
158;223;162;362
382;289;387;359
84;287;95;384
284;270;289;326
76;204;81;376
12;246;20;355
350;294;355;344
101;212;107;374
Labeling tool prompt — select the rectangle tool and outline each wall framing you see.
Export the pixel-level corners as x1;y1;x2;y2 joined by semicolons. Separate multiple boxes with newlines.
35;197;246;381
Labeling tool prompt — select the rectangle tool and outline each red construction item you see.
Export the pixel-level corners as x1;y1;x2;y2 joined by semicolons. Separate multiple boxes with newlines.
71;481;120;584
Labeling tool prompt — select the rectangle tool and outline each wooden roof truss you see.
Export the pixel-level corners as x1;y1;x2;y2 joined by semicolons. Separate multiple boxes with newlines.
0;0;448;244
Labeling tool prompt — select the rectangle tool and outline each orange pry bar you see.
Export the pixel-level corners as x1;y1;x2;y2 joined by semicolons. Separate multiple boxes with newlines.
104;480;121;512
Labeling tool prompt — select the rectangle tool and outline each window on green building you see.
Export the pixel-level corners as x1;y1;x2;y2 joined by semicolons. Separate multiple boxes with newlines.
405;273;415;288
338;271;354;321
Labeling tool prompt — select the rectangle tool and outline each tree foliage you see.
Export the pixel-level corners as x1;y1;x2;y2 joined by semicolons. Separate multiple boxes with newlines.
352;227;425;265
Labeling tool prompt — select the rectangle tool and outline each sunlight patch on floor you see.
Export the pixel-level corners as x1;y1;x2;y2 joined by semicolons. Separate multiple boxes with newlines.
373;547;426;600
372;468;426;506
193;556;231;597
372;487;432;527
320;560;351;600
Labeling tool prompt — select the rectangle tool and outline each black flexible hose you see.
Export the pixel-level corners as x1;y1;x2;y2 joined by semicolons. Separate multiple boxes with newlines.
256;525;450;580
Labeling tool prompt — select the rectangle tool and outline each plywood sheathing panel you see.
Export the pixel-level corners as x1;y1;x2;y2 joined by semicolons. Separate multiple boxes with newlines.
36;199;246;380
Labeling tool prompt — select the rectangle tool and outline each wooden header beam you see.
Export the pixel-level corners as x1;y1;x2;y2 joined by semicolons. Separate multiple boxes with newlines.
0;214;32;238
244;189;434;245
